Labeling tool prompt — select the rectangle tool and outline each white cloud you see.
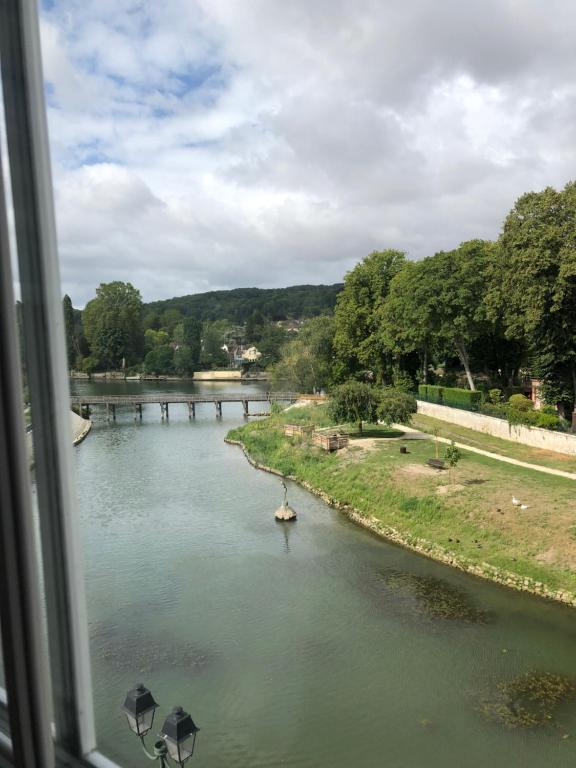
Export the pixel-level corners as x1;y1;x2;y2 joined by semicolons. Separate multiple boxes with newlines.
35;0;576;305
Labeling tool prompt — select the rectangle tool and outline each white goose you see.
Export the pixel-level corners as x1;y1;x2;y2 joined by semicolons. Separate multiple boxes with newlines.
520;504;529;510
512;496;521;506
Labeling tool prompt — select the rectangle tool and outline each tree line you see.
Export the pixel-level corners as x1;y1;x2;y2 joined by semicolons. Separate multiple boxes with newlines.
273;181;576;422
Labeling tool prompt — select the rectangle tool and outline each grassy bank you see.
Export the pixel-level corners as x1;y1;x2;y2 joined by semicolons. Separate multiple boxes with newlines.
227;405;576;602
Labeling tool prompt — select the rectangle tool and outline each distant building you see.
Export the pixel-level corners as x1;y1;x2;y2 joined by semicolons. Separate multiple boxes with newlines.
242;346;262;363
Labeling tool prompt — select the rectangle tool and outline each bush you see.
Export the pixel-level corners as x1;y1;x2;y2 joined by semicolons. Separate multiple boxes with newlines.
442;387;482;410
534;412;561;430
418;384;443;403
377;388;417;425
488;388;502;404
328;381;380;433
508;394;534;411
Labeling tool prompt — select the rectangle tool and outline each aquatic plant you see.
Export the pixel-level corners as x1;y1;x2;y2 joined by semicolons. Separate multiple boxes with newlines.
378;570;490;623
480;671;576;728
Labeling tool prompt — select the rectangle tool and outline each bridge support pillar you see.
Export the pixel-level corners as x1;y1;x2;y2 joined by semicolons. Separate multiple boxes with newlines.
160;402;169;420
111;404;116;421
188;402;195;419
134;403;142;421
215;401;222;418
243;400;249;417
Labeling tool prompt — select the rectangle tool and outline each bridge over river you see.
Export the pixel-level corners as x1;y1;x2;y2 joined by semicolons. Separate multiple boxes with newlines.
71;392;300;420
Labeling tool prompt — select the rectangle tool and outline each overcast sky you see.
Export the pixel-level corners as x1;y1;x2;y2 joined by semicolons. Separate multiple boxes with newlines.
37;0;576;306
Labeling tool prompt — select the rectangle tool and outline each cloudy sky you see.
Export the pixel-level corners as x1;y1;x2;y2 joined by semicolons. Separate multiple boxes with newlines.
37;0;576;306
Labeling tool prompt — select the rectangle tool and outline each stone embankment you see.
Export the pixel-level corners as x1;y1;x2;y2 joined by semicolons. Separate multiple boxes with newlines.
225;437;576;609
71;410;92;445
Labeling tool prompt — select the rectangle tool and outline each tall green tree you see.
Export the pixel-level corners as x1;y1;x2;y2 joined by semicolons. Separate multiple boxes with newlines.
62;294;76;367
380;261;437;383
490;182;576;416
273;316;334;392
333;249;406;382
403;240;495;390
83;282;144;369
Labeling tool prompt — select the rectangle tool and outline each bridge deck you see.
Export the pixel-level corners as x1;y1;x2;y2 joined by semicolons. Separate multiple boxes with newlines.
70;392;297;406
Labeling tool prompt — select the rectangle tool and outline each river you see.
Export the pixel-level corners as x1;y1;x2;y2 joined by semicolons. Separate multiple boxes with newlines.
68;380;576;767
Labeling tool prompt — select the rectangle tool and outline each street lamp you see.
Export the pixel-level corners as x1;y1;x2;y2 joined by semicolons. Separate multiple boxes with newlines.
122;684;200;766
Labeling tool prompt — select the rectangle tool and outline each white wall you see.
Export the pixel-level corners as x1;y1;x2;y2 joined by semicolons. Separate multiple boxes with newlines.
417;400;576;456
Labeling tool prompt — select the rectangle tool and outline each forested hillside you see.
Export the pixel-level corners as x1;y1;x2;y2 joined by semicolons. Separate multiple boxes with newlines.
144;284;342;323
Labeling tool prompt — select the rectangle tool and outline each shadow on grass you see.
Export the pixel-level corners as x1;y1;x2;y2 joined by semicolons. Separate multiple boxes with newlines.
349;428;405;440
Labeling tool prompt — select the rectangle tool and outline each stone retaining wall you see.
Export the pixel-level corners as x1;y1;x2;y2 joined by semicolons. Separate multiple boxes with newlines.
225;437;576;609
418;400;576;456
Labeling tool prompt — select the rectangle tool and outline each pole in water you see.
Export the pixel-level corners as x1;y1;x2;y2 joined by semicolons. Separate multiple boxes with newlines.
275;480;296;521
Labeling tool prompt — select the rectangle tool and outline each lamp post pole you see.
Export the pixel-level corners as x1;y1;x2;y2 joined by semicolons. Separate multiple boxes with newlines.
139;737;169;767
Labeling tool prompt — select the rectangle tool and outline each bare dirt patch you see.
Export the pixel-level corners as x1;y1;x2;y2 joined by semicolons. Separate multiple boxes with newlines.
398;462;440;478
436;484;466;495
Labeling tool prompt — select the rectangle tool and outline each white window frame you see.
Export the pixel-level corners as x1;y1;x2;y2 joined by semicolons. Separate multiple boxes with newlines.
0;2;121;767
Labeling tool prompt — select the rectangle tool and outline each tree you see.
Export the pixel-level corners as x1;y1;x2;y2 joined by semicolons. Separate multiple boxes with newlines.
333;250;406;382
273;316;334;392
201;320;230;368
490;182;576;419
62;295;76;368
257;324;287;365
444;441;461;485
180;317;202;365
328;381;380;434
160;308;182;335
144;328;170;353
377;388;417;426
144;345;174;375
173;346;196;376
404;240;495;390
83;282;143;369
380;261;437;384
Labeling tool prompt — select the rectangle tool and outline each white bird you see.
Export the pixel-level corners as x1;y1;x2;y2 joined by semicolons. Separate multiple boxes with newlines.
520;504;529;510
512;496;521;506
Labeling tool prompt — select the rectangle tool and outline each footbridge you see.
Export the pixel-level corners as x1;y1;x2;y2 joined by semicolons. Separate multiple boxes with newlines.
70;392;300;420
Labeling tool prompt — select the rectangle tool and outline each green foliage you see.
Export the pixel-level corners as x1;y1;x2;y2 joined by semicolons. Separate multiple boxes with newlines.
444;441;461;468
419;384;481;409
144;345;174;375
328;381;380;433
145;284;342;324
508;394;534;411
488;388;502;404
201;319;231;368
160;308;183;334
62;295;76;367
490;181;576;412
257;324;288;365
83;282;143;370
333;250;406;382
144;328;170;353
377;388;417;425
173;346;196;376
273;315;334;393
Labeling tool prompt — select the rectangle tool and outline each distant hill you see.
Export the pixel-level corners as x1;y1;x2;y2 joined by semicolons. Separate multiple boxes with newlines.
144;284;343;323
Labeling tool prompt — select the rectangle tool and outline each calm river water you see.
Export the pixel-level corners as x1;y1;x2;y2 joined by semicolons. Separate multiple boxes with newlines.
70;380;576;768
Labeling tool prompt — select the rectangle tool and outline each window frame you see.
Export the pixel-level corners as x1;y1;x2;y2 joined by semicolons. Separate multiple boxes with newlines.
0;2;122;766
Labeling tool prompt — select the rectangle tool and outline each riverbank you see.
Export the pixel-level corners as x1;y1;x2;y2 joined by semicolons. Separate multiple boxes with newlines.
226;406;576;607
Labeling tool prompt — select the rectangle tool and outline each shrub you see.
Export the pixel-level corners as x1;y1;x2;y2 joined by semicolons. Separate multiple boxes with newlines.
419;384;443;403
534;412;560;430
508;394;534;411
378;388;417;425
442;387;482;410
488;388;502;404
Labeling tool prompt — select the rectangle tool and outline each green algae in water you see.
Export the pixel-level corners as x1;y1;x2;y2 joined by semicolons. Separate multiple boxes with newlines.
480;672;576;729
378;570;490;623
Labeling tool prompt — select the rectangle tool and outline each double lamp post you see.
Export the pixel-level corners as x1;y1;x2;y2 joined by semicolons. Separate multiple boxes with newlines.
122;684;200;766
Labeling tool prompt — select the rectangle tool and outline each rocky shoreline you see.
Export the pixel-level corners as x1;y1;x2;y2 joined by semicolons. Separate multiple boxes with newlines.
225;437;576;610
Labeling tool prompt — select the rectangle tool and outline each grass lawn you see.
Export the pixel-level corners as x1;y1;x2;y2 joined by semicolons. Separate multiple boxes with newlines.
411;412;576;474
229;405;576;596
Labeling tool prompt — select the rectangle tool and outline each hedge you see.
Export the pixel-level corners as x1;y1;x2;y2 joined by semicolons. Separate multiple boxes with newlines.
418;384;481;410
